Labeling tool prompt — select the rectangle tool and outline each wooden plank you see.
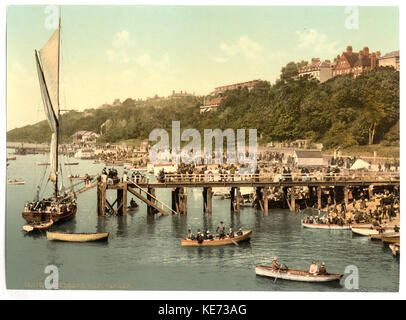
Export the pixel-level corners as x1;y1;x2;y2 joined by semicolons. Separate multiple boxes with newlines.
127;186;169;216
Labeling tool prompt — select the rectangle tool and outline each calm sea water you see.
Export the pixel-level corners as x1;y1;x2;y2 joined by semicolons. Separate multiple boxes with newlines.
6;153;399;291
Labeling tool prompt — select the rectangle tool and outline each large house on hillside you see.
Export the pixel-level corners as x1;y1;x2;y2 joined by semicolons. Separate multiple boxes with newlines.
72;130;99;143
212;80;261;94
333;46;380;77
293;150;325;167
298;58;333;83
200;96;227;113
377;50;400;71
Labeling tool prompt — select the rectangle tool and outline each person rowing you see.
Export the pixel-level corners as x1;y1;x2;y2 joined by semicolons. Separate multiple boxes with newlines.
228;227;235;238
196;229;204;244
187;229;195;240
309;261;319;275
237;228;243;236
318;262;327;275
272;257;281;270
206;230;214;240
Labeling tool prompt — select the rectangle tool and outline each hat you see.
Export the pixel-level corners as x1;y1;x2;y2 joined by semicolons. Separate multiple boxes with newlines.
321;262;325;266
273;257;277;261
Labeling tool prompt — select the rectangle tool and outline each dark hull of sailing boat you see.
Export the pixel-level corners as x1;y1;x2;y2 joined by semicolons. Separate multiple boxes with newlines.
22;198;77;224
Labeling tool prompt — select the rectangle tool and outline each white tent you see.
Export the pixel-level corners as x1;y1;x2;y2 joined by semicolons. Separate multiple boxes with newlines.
350;159;371;170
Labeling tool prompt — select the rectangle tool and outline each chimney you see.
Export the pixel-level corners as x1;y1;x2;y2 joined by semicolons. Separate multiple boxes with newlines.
363;46;369;56
311;58;320;65
371;52;377;69
346;46;353;54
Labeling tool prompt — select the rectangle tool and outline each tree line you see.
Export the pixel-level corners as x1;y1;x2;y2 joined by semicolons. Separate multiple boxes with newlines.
7;66;399;150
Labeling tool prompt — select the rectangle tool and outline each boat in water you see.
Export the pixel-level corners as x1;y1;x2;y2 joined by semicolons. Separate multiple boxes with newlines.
64;162;79;166
7;179;25;185
36;162;50;166
351;225;396;236
302;221;371;230
369;232;400;240
22;16;77;225
255;265;343;283
181;230;252;246
22;219;54;232
46;231;109;242
381;235;400;244
389;243;400;256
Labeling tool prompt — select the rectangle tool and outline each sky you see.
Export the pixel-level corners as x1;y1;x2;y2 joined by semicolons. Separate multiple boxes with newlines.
6;5;399;130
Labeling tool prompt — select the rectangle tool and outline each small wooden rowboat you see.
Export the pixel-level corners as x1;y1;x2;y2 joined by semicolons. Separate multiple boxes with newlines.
36;162;50;166
351;226;395;236
7;179;25;185
255;265;343;283
46;231;109;242
369;232;399;240
181;230;252;246
381;235;400;244
301;221;370;230
64;162;79;166
69;175;94;180
389;244;400;256
23;219;54;232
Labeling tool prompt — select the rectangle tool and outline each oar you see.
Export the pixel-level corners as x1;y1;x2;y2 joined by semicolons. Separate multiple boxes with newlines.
231;239;239;246
273;268;281;283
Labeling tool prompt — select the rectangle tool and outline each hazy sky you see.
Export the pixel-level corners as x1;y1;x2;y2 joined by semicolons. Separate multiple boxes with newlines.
6;5;399;130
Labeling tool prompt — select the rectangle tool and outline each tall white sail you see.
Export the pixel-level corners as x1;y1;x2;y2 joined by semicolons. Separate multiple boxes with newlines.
35;25;60;190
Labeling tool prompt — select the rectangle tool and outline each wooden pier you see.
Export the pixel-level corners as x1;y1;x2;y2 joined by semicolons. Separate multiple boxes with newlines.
92;173;399;216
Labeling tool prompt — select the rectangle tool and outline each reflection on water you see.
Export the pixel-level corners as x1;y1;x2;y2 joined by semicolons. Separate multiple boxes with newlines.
6;154;399;291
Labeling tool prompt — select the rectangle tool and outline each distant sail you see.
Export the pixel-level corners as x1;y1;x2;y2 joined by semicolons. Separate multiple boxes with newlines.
35;26;60;185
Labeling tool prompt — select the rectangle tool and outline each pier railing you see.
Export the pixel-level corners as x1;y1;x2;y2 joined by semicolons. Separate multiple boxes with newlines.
159;171;400;184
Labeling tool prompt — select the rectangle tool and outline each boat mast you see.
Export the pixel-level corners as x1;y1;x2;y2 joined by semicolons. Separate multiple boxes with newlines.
55;9;61;198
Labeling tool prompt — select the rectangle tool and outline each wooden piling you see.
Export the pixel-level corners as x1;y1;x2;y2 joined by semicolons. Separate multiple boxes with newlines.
207;187;213;213
369;185;374;200
97;182;106;217
344;186;349;206
290;187;295;212
317;186;322;209
230;187;235;212
182;187;187;214
235;187;241;213
263;187;269;213
117;188;124;215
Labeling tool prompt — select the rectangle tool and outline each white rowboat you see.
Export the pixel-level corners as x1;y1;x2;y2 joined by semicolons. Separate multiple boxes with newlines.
255;265;343;283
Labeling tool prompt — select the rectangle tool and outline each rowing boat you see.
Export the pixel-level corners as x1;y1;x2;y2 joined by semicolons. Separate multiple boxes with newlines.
46;231;109;242
381;235;400;244
255;265;343;283
181;230;252;246
369;232;399;240
65;162;79;165
389;244;400;256
7;179;25;185
351;226;395;236
23;219;54;232
36;162;50;166
301;221;371;230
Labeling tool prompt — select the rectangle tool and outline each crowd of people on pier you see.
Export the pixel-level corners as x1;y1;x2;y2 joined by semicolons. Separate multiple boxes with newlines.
303;188;400;226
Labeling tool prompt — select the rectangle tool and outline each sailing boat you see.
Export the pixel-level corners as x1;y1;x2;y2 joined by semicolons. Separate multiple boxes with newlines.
22;15;77;224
